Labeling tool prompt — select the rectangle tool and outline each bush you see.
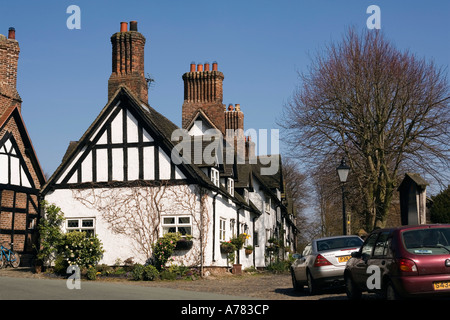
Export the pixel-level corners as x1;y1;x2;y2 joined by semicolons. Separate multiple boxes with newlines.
131;263;145;281
143;265;159;281
36;201;64;266
430;186;450;223
58;231;104;270
160;269;177;280
86;266;98;280
152;233;180;270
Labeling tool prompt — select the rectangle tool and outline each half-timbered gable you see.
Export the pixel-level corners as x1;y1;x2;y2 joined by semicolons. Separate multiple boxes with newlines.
0;28;45;261
48;88;190;189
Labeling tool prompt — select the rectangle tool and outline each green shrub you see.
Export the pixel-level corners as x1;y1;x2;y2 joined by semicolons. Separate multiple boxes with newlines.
36;201;64;266
152;233;180;270
86;266;98;280
132;263;145;281
58;231;104;270
160;269;177;281
143;264;159;281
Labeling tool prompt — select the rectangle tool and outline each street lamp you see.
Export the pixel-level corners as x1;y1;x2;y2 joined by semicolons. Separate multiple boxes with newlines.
336;158;350;235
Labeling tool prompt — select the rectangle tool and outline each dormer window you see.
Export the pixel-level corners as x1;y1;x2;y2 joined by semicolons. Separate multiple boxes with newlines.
211;168;219;187
227;178;234;196
244;189;249;204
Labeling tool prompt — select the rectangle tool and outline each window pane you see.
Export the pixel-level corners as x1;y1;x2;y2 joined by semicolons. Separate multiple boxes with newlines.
361;234;378;256
373;232;390;257
82;219;94;228
67;220;79;228
178;217;190;224
163;227;176;234
163;217;175;225
178;226;191;235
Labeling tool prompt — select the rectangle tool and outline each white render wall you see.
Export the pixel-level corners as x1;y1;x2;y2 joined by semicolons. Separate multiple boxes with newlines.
44;184;260;268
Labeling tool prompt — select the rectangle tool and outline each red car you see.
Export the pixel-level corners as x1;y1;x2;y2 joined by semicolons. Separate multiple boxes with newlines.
345;224;450;300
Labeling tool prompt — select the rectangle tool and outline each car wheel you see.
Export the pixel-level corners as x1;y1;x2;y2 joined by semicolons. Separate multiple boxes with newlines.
291;268;301;291
345;274;362;300
385;281;402;300
306;270;318;295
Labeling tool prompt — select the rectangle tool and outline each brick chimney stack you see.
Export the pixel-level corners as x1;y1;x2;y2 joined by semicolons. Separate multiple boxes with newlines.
0;27;21;115
108;21;148;105
182;61;225;134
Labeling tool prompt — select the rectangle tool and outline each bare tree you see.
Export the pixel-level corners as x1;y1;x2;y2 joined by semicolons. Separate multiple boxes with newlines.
281;28;450;231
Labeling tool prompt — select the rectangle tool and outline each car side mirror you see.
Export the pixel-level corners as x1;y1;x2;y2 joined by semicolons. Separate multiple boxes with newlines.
351;251;362;258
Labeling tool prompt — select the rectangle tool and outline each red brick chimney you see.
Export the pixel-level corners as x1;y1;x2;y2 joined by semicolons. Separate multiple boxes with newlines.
0;27;21;115
108;21;148;105
181;61;225;133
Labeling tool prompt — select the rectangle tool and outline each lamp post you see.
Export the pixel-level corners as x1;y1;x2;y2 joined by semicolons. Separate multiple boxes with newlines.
336;158;350;235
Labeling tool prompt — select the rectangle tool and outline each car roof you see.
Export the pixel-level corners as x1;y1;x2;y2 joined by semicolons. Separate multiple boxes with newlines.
369;224;450;234
312;235;361;242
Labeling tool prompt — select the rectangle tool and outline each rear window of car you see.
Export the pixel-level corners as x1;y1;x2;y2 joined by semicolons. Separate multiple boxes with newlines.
402;227;450;255
317;237;362;252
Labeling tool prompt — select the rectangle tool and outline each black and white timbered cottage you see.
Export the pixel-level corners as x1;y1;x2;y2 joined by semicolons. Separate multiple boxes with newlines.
0;28;45;263
42;21;297;268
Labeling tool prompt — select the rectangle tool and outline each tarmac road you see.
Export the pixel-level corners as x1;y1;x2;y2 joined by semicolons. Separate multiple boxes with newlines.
0;276;252;300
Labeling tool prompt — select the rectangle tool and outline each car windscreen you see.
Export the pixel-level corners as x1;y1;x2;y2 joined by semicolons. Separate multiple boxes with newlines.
402;227;450;255
316;237;362;252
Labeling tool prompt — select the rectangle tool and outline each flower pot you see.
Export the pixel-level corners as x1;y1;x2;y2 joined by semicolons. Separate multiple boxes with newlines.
232;264;242;275
174;240;193;251
34;259;43;274
245;249;253;255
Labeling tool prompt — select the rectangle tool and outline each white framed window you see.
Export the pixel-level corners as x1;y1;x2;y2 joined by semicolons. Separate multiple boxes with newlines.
66;218;95;236
162;216;192;237
227;178;234;196
211;168;219;187
219;218;226;241
244;189;249;204
265;194;271;213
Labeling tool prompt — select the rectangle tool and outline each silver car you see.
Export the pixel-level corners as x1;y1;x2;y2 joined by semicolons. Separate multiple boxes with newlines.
291;235;363;294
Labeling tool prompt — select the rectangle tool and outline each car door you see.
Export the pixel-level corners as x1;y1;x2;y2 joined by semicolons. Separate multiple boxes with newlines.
351;232;378;287
366;231;392;291
294;243;312;283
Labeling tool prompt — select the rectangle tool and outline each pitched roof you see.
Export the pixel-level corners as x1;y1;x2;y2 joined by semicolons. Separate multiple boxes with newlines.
42;86;239;196
0;105;46;186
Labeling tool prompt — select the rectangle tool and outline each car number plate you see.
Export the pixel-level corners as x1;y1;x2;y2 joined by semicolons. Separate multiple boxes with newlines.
433;281;450;290
338;255;351;263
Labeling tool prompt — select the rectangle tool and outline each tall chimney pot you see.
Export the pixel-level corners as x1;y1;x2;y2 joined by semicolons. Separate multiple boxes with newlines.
190;62;196;72
8;27;15;40
129;21;138;31
204;62;210;71
120;22;128;32
212;62;218;71
197;64;203;72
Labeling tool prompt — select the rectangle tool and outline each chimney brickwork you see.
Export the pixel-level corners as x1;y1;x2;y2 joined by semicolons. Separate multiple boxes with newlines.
108;21;148;105
182;62;225;134
0;27;21;115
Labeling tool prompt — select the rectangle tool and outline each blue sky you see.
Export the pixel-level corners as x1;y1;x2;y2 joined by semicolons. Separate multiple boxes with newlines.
1;1;449;186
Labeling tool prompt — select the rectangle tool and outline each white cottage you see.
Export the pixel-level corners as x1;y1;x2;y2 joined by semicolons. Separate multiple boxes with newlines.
41;21;297;270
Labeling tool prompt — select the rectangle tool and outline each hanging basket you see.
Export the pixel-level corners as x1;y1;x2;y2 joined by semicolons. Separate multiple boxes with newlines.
220;242;236;254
